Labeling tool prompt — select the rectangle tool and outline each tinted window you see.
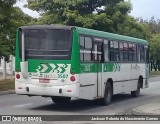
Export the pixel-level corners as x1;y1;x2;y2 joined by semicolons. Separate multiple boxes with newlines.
80;36;85;49
80;36;92;62
114;41;119;51
119;42;123;51
85;37;92;49
140;45;145;62
104;40;109;62
119;42;123;61
80;36;85;61
19;29;72;60
123;43;128;61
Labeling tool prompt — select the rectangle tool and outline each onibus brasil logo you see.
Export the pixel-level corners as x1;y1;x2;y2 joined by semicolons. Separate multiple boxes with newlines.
36;63;69;73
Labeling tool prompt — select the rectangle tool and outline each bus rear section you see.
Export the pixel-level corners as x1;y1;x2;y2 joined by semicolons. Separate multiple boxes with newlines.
15;26;80;101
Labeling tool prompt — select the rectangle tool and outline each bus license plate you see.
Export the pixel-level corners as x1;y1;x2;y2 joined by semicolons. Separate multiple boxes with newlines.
39;78;50;83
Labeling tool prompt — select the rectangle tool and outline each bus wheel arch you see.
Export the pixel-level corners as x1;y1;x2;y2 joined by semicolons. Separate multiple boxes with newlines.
131;76;143;97
139;75;143;88
102;78;113;106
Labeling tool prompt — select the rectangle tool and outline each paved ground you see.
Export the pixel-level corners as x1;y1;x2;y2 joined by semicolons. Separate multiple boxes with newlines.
0;76;160;124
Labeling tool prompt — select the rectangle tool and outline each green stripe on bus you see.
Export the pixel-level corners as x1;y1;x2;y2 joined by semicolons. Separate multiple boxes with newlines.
80;63;121;73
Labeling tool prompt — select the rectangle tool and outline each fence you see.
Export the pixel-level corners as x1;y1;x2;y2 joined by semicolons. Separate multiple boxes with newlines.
149;60;160;72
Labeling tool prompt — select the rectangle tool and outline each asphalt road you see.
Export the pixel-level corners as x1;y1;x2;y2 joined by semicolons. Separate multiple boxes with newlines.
0;76;160;124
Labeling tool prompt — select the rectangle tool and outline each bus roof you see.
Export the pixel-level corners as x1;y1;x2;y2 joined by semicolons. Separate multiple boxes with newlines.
19;25;74;30
75;27;148;45
18;25;148;45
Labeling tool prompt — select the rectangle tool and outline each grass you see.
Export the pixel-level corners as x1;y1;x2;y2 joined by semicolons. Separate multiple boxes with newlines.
0;79;15;91
150;71;160;76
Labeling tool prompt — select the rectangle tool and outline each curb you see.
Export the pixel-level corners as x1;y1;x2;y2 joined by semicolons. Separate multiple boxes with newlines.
0;90;15;96
150;75;160;77
131;103;160;115
131;109;154;115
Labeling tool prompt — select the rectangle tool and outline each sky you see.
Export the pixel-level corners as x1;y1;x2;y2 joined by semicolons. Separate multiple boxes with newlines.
14;0;40;18
14;0;160;20
130;0;160;20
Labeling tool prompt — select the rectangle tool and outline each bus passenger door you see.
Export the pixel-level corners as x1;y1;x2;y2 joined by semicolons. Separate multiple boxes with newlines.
93;42;103;97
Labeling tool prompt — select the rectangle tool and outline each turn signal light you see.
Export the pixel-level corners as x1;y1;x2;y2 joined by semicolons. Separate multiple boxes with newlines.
70;76;75;82
16;74;20;79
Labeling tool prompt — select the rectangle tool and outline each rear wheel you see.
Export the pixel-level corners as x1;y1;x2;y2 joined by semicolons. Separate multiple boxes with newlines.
102;82;112;106
51;96;71;104
131;81;141;97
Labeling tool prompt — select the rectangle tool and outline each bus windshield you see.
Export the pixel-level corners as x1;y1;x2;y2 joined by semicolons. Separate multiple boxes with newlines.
19;29;72;60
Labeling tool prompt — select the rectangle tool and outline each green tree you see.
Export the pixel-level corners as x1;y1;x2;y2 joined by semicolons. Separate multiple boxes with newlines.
26;0;149;39
137;17;160;60
138;17;160;35
117;16;151;40
0;0;33;59
26;0;132;32
0;0;16;59
150;33;160;61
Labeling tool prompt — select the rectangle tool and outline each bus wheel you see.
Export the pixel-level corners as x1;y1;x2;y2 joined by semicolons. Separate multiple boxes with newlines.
102;82;112;106
51;96;71;104
131;81;140;97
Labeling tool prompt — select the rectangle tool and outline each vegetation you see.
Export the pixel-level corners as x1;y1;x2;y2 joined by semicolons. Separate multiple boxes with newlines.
150;71;160;77
0;0;160;62
25;0;160;61
0;0;34;60
150;33;160;61
0;79;15;91
26;0;147;39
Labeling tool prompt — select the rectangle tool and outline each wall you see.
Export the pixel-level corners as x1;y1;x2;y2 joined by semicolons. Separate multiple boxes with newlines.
0;55;15;75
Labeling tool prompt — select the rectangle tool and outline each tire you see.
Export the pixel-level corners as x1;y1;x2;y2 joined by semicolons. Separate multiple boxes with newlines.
131;81;141;97
102;82;113;106
51;96;71;104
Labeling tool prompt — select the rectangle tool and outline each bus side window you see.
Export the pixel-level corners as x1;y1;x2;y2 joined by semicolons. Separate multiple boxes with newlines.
119;42;124;61
93;44;97;61
123;42;129;61
132;44;136;61
140;45;145;62
145;46;149;63
136;45;140;62
104;40;109;62
80;36;85;61
114;41;119;61
129;43;133;61
84;37;92;61
109;41;114;61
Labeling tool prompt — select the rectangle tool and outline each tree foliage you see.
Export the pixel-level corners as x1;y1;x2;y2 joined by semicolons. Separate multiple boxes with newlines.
150;33;160;61
1;0;160;62
116;16;150;40
0;0;33;59
27;0;130;31
26;0;149;39
137;17;160;61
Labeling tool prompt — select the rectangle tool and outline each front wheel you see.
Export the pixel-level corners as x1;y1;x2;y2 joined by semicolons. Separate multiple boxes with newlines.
102;82;112;106
131;82;140;97
51;96;71;104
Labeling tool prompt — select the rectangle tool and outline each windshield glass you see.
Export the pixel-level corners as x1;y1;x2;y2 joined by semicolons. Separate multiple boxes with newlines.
19;29;72;60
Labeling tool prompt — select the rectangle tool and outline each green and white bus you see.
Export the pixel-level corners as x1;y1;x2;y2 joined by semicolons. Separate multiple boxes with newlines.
15;25;149;105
